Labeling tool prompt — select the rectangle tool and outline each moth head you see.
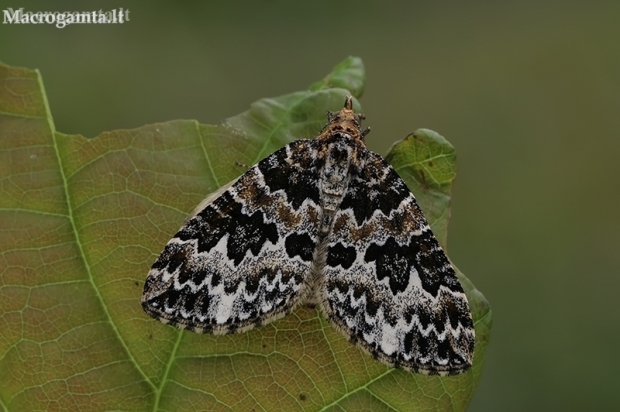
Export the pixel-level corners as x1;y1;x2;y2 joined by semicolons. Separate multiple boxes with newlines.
320;96;371;142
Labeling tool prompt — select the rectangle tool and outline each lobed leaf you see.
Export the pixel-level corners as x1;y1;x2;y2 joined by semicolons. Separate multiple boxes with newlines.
0;57;491;411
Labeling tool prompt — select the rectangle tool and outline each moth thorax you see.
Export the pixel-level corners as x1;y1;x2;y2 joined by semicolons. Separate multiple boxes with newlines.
321;141;354;199
319;141;354;238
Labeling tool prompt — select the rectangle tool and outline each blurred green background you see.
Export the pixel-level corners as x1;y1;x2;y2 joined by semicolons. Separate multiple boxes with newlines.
2;1;619;410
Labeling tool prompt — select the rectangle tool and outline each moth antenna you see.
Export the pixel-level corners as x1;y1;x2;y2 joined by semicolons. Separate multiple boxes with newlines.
343;95;353;110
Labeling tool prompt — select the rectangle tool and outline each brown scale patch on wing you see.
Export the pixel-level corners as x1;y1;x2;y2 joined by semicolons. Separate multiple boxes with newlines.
350;223;378;243
236;171;320;232
235;172;276;208
331;213;348;235
374;200;427;235
275;199;303;228
237;183;308;231
331;213;377;243
306;206;320;225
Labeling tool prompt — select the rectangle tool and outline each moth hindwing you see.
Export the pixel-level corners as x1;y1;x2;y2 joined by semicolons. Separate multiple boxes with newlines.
142;96;475;375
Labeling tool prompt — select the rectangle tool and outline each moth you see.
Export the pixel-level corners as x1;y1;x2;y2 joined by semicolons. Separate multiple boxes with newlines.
142;96;475;375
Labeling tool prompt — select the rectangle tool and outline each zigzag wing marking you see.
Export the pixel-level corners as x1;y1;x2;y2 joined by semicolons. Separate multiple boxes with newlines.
320;150;475;375
142;139;323;334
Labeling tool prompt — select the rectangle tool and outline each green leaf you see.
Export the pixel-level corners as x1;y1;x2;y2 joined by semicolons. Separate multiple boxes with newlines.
308;56;365;98
385;129;457;248
0;57;491;412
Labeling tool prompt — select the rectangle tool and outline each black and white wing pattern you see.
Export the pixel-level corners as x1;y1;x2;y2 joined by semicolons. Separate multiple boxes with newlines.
143;96;475;375
142;139;323;334
320;149;475;375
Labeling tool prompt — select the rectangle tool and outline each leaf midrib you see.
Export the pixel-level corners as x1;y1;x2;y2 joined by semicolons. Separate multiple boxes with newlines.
40;68;157;395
